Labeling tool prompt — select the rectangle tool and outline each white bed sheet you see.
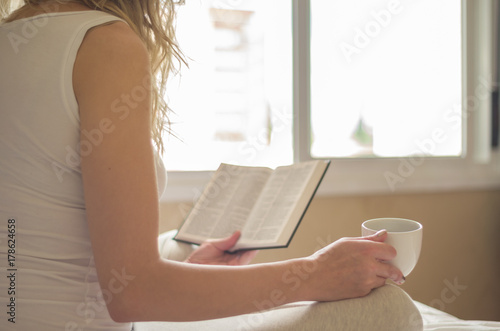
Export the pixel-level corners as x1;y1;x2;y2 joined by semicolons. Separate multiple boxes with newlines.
416;301;500;331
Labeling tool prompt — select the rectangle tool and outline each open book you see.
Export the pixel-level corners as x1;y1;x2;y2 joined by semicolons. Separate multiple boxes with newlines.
174;160;330;252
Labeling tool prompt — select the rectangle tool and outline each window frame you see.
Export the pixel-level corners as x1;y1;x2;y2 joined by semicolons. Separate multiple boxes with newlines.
162;0;500;202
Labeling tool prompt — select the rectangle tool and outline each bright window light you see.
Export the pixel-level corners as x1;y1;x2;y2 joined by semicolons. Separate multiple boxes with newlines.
310;0;463;158
163;0;293;171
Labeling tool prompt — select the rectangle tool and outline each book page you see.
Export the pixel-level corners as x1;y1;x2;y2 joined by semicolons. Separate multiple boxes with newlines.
239;161;319;244
177;164;272;243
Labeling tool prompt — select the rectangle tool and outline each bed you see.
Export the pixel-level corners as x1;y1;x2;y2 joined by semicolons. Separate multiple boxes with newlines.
415;301;500;330
134;303;500;330
134;301;500;331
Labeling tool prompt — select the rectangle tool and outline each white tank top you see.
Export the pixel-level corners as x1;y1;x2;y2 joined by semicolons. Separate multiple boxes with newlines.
0;10;165;330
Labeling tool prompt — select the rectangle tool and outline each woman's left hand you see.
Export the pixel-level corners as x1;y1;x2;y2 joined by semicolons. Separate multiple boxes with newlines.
185;231;258;266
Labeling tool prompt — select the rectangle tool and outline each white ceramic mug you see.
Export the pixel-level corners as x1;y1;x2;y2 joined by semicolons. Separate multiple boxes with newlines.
362;218;423;277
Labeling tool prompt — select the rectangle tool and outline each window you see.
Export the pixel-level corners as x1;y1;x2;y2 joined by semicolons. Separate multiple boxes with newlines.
164;0;293;171
163;0;500;201
310;0;462;158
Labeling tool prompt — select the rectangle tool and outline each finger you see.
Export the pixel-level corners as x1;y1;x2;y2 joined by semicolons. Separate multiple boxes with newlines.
376;261;405;285
363;229;388;242
349;230;386;242
209;231;241;251
371;242;397;262
362;231;398;262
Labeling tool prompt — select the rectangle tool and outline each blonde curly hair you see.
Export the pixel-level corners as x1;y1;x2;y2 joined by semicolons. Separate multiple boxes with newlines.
1;0;185;154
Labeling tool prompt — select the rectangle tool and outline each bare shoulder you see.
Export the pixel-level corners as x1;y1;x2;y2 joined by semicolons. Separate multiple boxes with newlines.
85;21;142;47
74;20;151;106
80;20;149;64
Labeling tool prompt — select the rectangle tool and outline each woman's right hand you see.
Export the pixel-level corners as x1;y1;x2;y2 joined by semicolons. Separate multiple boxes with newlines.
296;230;405;302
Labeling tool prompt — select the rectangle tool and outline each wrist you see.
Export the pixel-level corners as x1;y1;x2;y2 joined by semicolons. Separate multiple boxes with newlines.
280;257;318;302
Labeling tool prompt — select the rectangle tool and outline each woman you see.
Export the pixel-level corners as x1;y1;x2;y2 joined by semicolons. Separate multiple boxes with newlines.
0;1;416;330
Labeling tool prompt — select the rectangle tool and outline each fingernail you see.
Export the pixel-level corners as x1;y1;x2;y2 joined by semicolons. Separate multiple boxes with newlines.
396;276;406;285
376;230;387;237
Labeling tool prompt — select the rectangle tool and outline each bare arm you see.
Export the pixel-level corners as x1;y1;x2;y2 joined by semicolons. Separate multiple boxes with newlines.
74;21;403;323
